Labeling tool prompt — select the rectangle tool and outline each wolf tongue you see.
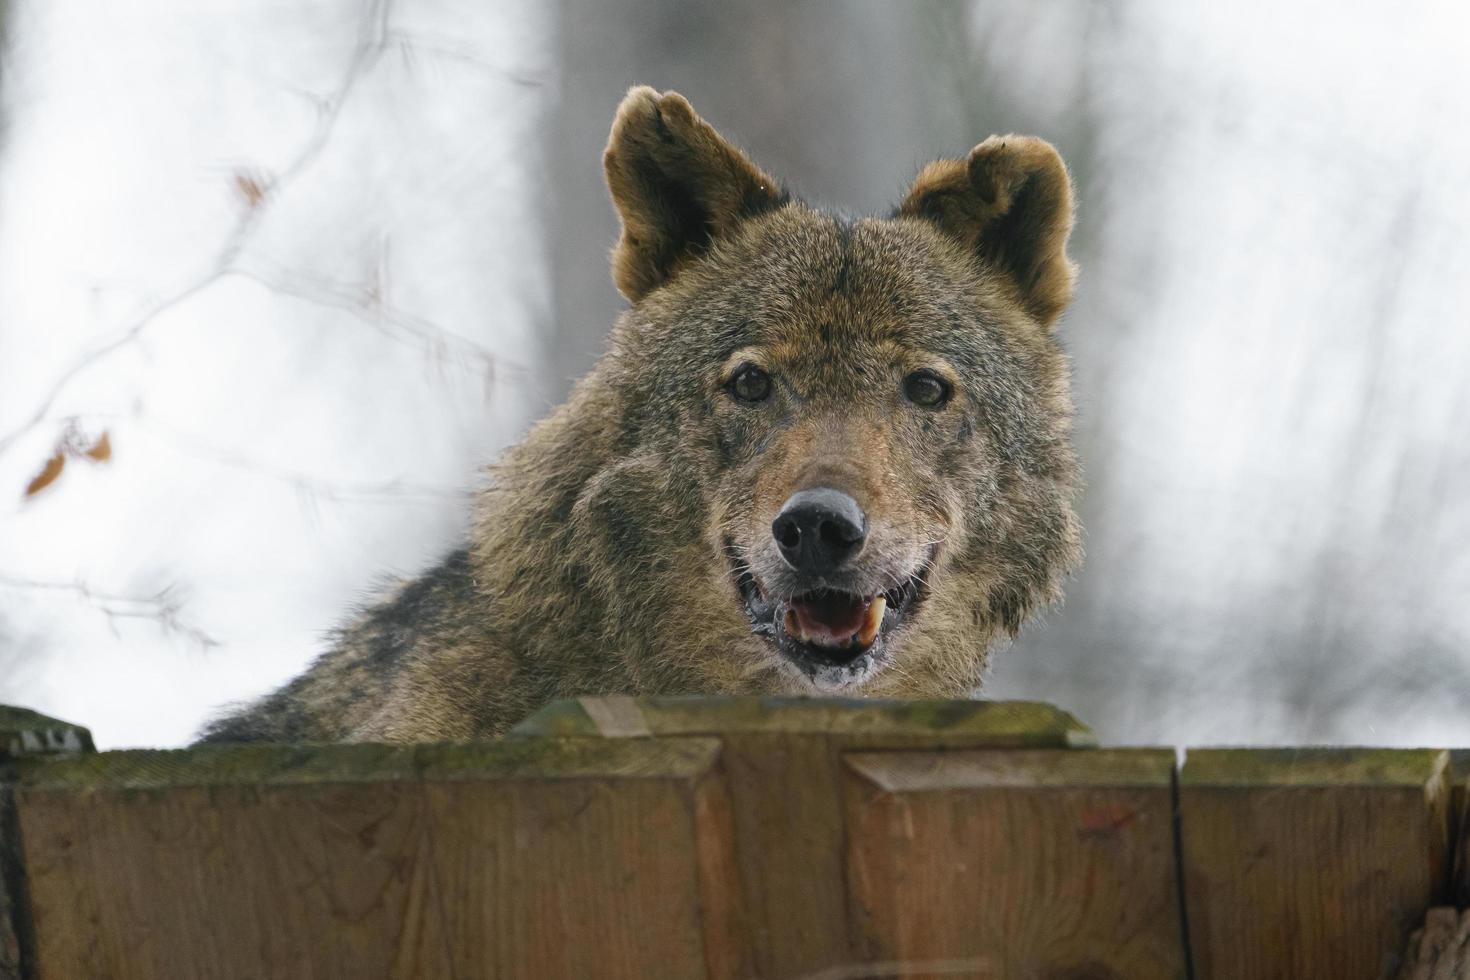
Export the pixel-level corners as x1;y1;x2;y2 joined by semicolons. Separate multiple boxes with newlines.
791;593;871;644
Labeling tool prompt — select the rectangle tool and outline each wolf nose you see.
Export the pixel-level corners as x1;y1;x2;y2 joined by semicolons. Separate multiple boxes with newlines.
772;488;867;574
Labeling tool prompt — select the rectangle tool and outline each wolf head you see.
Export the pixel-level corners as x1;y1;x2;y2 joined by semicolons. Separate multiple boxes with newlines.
504;87;1080;701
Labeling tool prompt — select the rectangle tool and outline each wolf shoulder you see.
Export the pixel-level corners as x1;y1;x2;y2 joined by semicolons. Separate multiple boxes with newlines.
197;548;499;744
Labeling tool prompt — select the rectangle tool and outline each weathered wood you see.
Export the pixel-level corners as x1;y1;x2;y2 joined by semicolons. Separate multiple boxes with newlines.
1;705;92;980
414;740;749;980
1395;906;1470;979
1451;749;1470;907
512;694;1096;746
0;780;24;980
1180;748;1452;980
6;698;1464;979
0;705;95;760
16;737;743;980
842;748;1183;978
515;696;1098;977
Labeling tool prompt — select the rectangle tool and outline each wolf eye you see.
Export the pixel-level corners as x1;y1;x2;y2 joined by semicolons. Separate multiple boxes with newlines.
903;370;951;408
728;363;772;403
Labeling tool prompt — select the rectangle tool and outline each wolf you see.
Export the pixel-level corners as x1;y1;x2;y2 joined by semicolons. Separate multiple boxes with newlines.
201;86;1081;743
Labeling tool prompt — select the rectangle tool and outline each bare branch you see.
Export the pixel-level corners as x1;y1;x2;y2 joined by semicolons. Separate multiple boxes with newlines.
384;28;546;87
0;574;219;650
0;0;395;461
141;418;476;504
0;275;227;458
232;261;534;384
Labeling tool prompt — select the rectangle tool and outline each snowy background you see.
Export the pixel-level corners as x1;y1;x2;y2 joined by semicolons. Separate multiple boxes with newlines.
3;0;1468;749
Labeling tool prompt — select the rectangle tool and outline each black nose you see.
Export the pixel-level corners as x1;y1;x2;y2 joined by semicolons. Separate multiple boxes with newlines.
772;488;867;574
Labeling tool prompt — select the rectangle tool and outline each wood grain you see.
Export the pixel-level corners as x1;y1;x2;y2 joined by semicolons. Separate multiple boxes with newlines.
519;697;1100;977
1395;906;1470;979
842;748;1183;979
17;737;740;980
1180;748;1452;980
512;695;1096;747
8;698;1463;979
1451;749;1470;907
2;704;94;980
415;738;748;980
1;779;26;980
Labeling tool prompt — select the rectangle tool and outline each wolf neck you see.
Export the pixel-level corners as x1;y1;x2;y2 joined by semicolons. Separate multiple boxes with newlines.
466;370;714;697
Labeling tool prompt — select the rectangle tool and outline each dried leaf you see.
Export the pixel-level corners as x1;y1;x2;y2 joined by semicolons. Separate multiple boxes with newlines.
233;171;267;209
24;451;65;498
83;430;112;462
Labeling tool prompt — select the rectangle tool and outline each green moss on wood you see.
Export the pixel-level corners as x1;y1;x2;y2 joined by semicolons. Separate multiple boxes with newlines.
416;736;721;782
847;748;1177;792
510;696;1095;746
506;698;599;737
0;704;95;758
16;737;724;793
1182;748;1449;788
16;742;417;791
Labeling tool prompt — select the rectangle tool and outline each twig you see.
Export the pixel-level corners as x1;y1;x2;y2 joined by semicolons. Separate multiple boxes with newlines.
0;0;394;461
0;574;220;649
232;262;533;384
385;28;546;87
140;417;476;503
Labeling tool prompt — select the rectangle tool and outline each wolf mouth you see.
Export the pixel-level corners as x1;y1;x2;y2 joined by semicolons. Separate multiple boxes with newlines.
728;544;933;688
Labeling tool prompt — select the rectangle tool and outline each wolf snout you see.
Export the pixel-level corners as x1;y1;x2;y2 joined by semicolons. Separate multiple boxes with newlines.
771;488;867;574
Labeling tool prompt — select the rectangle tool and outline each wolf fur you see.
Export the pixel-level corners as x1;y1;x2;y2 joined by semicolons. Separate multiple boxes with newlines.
201;86;1081;743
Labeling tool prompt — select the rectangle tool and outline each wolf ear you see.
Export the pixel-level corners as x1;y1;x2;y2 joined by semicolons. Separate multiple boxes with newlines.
603;86;787;302
898;136;1076;330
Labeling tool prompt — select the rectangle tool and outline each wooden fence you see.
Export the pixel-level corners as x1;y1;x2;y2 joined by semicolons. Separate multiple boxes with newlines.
1;698;1464;979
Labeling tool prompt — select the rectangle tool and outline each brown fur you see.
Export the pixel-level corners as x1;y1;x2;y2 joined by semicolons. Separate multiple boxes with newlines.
201;87;1082;744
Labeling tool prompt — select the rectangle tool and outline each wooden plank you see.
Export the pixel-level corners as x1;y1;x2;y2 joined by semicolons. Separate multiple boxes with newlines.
0;705;95;759
1180;748;1452;980
0;779;25;980
841;748;1183;978
715;729;852;977
1395;906;1470;979
1;704;93;980
1451;749;1470;907
512;697;1099;977
19;743;437;980
16;737;741;980
512;695;1096;747
414;739;748;980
